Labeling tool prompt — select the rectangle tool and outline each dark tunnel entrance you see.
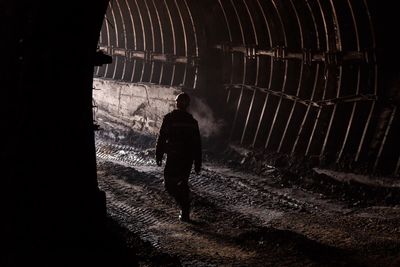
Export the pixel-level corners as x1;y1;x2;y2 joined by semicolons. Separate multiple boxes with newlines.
2;0;400;266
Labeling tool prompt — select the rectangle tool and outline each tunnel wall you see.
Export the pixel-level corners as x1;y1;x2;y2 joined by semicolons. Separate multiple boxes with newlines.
93;78;223;141
93;78;180;135
95;0;399;177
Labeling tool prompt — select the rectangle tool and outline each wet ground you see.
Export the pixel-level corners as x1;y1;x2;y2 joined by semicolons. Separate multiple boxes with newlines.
95;138;400;267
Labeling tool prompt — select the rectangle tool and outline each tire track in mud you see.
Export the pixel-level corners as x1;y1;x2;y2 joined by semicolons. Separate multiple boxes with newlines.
191;167;315;214
95;141;361;266
96;141;322;215
96;140;153;166
95;141;353;231
97;161;261;266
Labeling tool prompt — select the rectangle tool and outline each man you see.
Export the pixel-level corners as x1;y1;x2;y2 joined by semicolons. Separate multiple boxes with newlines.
156;92;202;222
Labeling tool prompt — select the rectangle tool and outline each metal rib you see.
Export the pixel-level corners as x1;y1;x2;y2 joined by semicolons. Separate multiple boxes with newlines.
133;0;146;82
240;0;260;145
291;65;321;155
257;0;274;91
319;0;343;157
115;0;127;80
306;66;329;156
174;0;188;87
373;106;397;172
229;0;247;141
143;0;156;83
252;93;269;147
355;102;375;161
337;0;361;162
109;2;120;80
217;0;234;103
355;0;378;162
395;153;400;176
124;0;138;82
278;0;305;153
319;68;342;157
252;0;275;147
265;0;289;150
151;0;165;85
163;0;177;86
183;0;199;89
103;6;112;78
305;0;330;156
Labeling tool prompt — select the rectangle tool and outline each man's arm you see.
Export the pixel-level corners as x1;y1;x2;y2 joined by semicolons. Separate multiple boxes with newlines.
156;116;168;166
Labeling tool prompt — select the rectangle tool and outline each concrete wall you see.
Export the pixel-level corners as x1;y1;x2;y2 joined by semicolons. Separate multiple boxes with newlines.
93;78;225;141
93;78;181;135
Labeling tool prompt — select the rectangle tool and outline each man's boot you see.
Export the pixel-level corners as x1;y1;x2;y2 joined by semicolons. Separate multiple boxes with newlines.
179;205;190;222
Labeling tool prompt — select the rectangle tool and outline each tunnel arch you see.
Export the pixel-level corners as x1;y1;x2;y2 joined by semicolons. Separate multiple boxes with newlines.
96;0;200;88
94;0;399;176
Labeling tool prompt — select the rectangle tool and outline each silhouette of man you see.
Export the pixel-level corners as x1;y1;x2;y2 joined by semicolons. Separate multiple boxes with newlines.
156;92;202;222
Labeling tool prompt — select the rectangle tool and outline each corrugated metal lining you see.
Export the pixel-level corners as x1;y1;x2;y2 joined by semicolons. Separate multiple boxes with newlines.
95;0;399;176
96;0;199;88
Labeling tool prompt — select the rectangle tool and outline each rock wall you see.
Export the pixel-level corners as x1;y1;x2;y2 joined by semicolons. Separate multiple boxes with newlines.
93;78;181;135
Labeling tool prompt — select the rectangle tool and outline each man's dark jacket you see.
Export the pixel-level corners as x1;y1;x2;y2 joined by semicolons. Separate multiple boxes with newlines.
156;109;202;175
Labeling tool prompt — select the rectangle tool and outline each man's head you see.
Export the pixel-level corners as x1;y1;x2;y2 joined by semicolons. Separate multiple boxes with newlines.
175;92;190;110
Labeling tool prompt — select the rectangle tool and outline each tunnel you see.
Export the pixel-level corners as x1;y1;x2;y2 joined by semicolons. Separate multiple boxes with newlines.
94;0;399;176
1;0;400;266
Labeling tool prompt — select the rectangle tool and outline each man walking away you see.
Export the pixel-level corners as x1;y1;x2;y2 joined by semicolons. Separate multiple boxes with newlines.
156;92;202;222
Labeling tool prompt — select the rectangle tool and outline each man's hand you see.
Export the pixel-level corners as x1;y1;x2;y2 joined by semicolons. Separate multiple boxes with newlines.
156;160;162;166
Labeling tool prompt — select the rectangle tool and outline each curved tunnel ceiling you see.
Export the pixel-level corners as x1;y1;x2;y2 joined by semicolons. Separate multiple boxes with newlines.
95;0;399;176
96;0;199;88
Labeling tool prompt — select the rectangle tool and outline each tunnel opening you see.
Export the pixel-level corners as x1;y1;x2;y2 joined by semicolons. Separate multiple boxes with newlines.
2;0;400;266
90;1;400;265
94;0;399;178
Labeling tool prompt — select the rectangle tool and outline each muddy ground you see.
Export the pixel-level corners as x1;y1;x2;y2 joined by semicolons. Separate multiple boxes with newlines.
95;133;400;267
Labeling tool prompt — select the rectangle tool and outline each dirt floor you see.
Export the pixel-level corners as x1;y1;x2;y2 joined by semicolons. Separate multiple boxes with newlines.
95;137;400;267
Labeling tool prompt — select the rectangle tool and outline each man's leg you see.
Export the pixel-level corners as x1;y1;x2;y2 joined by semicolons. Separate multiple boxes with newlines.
164;175;179;202
164;174;191;221
164;160;192;221
176;178;190;221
